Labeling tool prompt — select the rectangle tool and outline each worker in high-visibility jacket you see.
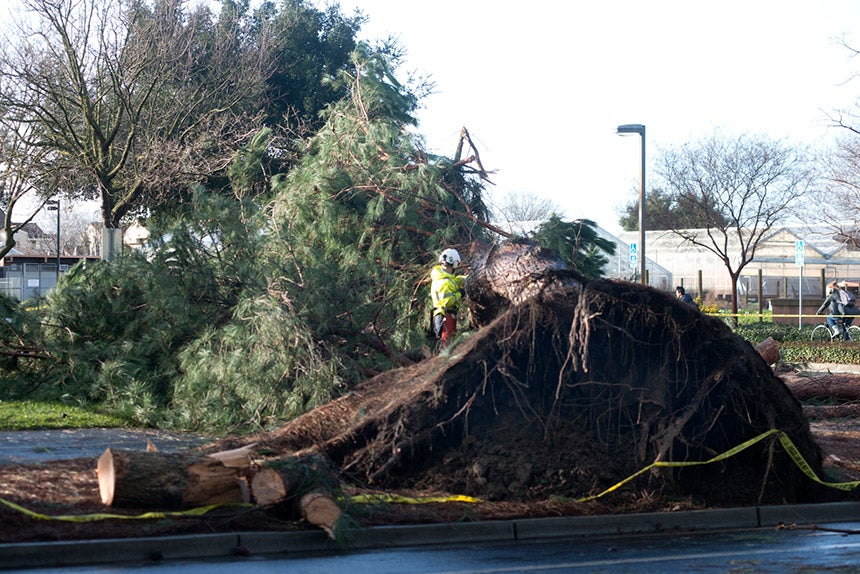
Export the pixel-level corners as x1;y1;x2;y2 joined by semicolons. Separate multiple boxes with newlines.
430;248;467;348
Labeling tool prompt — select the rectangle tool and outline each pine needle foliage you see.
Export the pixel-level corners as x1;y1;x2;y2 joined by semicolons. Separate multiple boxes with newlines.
40;255;198;418
265;48;492;373
170;293;344;431
0;294;53;392
530;214;617;279
35;189;266;425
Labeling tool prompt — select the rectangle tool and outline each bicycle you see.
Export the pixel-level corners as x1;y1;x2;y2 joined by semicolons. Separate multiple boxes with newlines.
810;319;860;342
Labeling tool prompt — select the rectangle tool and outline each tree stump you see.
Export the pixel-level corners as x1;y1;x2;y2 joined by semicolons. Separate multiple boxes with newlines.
466;239;582;327
97;448;247;508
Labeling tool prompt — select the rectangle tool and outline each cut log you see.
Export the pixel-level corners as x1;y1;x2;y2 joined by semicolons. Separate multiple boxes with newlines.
247;455;340;506
247;461;342;539
300;492;342;539
206;444;257;468
783;376;860;401
754;337;780;365
803;403;860;420
248;466;288;506
97;448;246;508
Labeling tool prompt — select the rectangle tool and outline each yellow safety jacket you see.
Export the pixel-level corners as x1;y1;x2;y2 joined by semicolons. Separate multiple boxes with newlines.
430;265;466;317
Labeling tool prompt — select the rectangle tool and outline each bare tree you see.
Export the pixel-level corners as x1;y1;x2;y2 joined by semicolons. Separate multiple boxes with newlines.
0;0;270;246
32;200;100;257
813;39;860;246
657;132;816;323
816;133;860;245
821;38;860;245
492;191;560;236
0;117;62;259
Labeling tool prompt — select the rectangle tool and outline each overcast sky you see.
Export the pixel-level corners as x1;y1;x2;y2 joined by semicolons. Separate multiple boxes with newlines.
325;0;860;234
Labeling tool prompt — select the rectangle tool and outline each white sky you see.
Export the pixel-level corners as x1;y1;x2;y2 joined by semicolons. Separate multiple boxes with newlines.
325;0;860;234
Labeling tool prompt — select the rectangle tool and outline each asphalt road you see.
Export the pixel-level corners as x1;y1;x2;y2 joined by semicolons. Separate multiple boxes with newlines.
0;428;211;464
8;522;860;573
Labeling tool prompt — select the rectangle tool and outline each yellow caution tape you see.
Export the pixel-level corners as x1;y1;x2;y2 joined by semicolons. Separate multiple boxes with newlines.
777;432;860;492
350;493;483;505
0;498;251;523
576;429;860;503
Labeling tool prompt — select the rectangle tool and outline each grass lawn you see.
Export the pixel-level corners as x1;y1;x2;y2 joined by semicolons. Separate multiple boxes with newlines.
0;401;128;430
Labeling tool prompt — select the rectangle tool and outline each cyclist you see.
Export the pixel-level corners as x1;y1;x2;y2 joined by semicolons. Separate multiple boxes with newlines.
816;284;855;340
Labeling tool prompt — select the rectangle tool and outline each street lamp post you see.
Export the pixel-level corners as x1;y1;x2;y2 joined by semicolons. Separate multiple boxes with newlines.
617;123;646;285
46;199;60;284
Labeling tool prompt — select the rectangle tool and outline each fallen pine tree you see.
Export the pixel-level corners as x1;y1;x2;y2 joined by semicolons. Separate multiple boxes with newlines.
98;239;845;530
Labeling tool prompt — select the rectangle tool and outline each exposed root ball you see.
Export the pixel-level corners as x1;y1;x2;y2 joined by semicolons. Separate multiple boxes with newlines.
216;239;827;506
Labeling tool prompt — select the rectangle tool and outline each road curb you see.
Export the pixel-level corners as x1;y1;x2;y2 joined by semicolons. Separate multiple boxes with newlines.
2;501;859;570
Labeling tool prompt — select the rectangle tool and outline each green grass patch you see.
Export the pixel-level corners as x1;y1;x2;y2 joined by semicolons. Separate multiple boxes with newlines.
0;401;130;430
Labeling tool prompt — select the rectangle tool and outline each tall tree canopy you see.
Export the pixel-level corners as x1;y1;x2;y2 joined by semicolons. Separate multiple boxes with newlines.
618;187;726;231
265;49;493;362
0;117;61;259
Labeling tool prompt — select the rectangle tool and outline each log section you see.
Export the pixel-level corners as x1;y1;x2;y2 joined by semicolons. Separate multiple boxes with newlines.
97;448;246;508
754;337;780;366
783;375;860;402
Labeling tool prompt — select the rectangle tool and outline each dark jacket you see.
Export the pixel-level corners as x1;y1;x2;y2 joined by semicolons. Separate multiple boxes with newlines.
817;290;858;316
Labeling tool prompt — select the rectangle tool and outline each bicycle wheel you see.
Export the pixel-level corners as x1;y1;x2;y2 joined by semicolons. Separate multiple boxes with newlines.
848;325;860;341
810;325;832;342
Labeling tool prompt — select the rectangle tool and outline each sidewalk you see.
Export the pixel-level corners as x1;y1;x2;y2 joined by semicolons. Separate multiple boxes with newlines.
2;501;859;570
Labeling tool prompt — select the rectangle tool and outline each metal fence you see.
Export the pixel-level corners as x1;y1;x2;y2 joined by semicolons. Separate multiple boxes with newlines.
669;271;834;306
0;263;68;301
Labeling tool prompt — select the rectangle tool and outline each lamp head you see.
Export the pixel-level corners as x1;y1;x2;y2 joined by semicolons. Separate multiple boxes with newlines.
617;123;645;135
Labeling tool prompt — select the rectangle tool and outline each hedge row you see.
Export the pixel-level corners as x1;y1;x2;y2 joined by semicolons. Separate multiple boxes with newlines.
732;323;860;365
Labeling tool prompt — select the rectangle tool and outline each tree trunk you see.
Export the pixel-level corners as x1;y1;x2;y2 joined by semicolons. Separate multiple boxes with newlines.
729;270;740;327
804;404;860;420
96;445;345;538
465;239;583;327
96;448;246;508
784;376;860;401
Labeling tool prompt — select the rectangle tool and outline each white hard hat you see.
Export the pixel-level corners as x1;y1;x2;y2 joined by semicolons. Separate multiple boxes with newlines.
439;248;461;269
